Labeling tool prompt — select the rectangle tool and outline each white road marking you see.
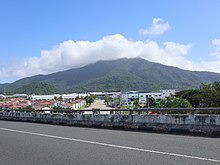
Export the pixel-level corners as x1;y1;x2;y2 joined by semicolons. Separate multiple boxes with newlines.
0;127;219;163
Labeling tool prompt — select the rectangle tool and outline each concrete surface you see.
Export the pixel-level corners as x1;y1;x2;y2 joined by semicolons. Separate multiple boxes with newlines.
84;100;112;114
0;111;220;136
0;120;219;165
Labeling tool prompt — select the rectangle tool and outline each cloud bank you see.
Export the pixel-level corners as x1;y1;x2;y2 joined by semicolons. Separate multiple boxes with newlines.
1;34;220;82
140;18;170;36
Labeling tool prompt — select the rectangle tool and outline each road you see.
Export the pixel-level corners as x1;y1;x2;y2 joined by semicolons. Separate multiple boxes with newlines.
84;99;112;114
0;120;219;165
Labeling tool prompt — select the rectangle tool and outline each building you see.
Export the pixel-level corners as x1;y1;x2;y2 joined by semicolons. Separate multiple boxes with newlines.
62;93;89;100
30;94;61;100
0;94;6;99
13;94;28;98
71;99;86;110
121;90;175;106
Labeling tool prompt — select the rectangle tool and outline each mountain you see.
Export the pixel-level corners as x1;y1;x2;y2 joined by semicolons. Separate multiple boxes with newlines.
1;58;220;94
13;82;59;95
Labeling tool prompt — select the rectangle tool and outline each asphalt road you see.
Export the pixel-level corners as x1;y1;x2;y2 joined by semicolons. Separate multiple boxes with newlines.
0;120;219;165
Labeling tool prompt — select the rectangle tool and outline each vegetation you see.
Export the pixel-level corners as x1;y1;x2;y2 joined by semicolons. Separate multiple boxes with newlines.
144;96;157;108
144;82;220;114
19;106;35;112
10;82;58;95
176;82;220;107
2;58;220;93
103;82;220;113
105;96;121;108
12;82;59;95
85;95;96;104
133;100;140;108
160;96;192;108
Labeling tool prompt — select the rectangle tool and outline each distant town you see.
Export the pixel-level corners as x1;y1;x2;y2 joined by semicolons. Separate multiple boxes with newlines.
0;90;175;111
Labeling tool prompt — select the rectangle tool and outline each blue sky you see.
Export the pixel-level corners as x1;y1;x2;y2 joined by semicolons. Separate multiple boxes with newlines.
1;0;220;83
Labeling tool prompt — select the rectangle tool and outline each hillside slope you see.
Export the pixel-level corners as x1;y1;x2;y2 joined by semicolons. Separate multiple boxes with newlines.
1;58;220;93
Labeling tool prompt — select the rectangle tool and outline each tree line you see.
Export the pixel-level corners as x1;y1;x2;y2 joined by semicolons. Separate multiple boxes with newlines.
175;82;220;108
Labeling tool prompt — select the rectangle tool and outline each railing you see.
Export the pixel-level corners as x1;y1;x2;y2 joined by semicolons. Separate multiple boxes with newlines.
1;107;220;115
74;107;220;115
1;108;220;136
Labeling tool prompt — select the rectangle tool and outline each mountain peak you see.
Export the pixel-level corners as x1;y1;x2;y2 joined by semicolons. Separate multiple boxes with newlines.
1;58;220;94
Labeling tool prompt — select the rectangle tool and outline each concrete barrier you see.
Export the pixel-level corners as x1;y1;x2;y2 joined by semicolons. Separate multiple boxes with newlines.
0;111;219;136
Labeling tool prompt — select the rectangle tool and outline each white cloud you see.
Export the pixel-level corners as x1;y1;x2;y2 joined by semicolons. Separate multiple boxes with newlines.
140;18;170;36
210;38;220;58
1;34;220;82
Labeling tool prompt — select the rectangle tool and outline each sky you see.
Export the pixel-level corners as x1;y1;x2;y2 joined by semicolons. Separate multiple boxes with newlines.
1;0;220;83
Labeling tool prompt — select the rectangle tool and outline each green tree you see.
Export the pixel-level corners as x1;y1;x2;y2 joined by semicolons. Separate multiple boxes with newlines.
160;96;192;108
176;89;202;107
176;82;220;108
200;82;218;107
85;95;96;104
145;96;156;108
21;106;35;111
149;96;156;107
209;82;220;107
133;100;140;108
57;96;63;101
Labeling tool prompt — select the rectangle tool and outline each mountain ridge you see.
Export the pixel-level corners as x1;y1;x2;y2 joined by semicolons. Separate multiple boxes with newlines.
1;58;220;94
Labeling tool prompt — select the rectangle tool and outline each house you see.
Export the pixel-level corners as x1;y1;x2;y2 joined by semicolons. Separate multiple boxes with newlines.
59;102;73;109
31;100;55;110
71;99;86;110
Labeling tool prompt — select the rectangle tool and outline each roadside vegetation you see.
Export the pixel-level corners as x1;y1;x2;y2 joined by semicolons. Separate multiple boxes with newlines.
104;82;220;114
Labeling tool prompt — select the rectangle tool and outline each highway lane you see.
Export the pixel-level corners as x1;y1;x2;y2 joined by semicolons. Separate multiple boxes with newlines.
0;120;219;165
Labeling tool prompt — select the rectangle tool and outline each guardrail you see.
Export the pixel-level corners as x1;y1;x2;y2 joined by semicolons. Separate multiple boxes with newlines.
0;109;220;136
80;107;220;112
1;107;220;114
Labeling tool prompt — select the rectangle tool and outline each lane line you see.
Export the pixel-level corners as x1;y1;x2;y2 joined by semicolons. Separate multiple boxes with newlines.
0;127;219;163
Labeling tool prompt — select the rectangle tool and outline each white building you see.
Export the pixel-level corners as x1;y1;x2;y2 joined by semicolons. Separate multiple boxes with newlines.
128;92;139;100
138;92;163;104
139;90;175;104
71;99;86;110
0;94;6;99
30;94;61;100
121;91;139;105
30;93;89;100
160;89;176;97
62;93;78;99
121;90;176;106
138;93;148;104
13;94;28;98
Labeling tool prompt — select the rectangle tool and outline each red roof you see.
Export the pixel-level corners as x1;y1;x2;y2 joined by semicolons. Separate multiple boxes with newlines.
6;105;22;109
72;99;83;104
40;101;53;105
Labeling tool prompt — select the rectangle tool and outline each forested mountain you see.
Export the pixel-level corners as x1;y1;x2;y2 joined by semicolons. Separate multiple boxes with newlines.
1;58;220;94
13;82;59;95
